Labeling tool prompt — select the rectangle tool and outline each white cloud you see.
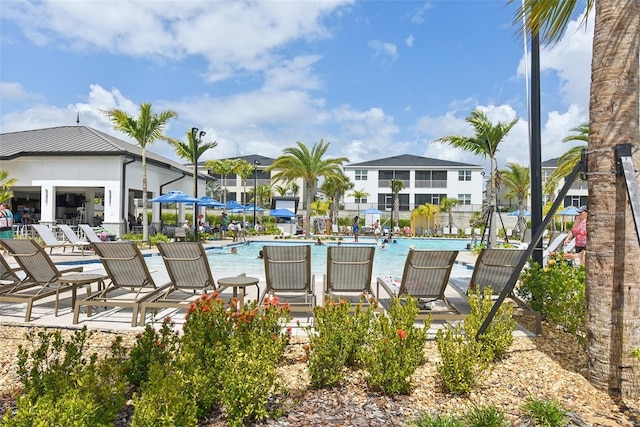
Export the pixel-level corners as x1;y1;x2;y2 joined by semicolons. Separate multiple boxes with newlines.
367;40;399;65
0;82;36;100
405;34;414;47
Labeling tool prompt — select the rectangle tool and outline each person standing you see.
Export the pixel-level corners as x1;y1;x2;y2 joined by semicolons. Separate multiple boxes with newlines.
373;219;381;242
564;205;587;266
352;215;359;242
0;203;15;253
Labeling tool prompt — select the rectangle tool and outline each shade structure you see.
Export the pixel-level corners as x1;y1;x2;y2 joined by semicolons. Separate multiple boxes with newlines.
199;196;224;208
362;208;384;215
244;204;265;212
150;190;200;203
507;209;531;217
558;206;579;216
225;200;245;210
269;208;296;218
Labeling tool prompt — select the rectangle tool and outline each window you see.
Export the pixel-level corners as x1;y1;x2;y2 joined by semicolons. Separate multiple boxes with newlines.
415;194;446;206
355;170;368;181
457;194;471;205
458;170;472;181
355;197;367;204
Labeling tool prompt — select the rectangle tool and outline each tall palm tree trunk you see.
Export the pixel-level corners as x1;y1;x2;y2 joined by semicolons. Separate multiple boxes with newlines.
488;157;498;248
141;148;149;242
304;182;313;237
586;0;640;397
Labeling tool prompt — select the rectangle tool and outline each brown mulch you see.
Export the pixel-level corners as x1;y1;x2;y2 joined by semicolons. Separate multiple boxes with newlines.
1;322;639;426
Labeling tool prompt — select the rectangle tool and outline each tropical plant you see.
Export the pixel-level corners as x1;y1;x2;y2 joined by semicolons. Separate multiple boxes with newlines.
206;180;222;199
500;163;530;236
0;169;17;203
348;188;369;217
390;179;405;229
266;140;347;237
105;103;178;242
439;198;458;230
310;199;330;234
321;172;354;226
411;203;439;234
513;0;640;397
163;129;218;201
550;123;588;183
274;185;289;196
204;159;238;213
235;159;254;227
437;108;518;248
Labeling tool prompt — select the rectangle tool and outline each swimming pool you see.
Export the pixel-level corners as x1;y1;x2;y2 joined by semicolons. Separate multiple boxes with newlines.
146;238;474;279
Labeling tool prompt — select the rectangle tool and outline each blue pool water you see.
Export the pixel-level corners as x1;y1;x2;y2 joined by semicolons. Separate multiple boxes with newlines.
145;238;474;279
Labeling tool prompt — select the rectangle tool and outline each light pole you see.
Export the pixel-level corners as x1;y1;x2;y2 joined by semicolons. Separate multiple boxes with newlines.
253;160;261;231
191;127;206;241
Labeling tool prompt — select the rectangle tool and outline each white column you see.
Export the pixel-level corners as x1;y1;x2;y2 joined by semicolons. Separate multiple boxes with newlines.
39;185;56;225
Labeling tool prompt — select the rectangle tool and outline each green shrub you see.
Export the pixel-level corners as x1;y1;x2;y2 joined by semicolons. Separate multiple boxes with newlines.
463;404;508;427
130;362;198;427
410;413;464;427
361;297;429;394
180;292;291;424
5;327;127;426
150;233;170;245
518;253;585;335
520;396;568;427
435;323;490;395
125;318;181;389
464;288;517;362
304;298;375;388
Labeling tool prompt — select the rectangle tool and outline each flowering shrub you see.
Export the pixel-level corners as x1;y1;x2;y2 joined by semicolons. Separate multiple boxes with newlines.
180;292;291;425
304;297;376;388
361;297;429;394
517;253;585;335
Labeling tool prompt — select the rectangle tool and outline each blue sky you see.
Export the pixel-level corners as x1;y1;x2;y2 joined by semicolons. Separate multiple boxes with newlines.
0;1;593;172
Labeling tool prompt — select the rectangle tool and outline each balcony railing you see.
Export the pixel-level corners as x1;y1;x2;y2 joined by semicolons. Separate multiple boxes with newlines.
415;179;447;188
378;179;410;188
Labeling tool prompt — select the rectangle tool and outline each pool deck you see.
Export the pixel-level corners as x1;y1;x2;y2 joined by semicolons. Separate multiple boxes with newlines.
0;236;535;338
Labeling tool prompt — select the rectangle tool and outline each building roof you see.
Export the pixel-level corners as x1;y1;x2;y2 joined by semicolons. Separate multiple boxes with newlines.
0;125;200;176
346;153;481;168
541;157;559;168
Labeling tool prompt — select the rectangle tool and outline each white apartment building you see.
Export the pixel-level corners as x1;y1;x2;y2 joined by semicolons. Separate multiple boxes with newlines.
343;154;484;213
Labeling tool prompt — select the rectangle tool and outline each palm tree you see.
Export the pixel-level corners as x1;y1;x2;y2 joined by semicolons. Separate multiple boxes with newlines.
235;159;254;227
500;163;530;236
0;170;17;203
310;199;331;234
514;0;639;396
550;123;588;182
321;172;354;226
411;203;439;235
206;180;222;200
390;179;405;229
439;198;459;231
347;188;369;217
105;103;178;241
437;108;519;248
266;140;348;237
164;130;218;197
254;183;272;228
204;159;238;214
274;185;290;197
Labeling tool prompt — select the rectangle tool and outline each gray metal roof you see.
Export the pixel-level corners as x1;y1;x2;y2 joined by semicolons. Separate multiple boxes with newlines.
541;157;559;168
346;153;481;168
0;125;198;175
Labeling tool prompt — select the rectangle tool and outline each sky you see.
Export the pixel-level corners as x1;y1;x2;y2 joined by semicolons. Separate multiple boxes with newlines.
0;0;594;172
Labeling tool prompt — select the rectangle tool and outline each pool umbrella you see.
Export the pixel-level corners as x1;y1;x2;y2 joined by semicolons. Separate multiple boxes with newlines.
507;209;531;216
362;208;384;215
269;208;296;218
558;206;579;216
199;196;224;208
225;200;245;210
150;190;200;203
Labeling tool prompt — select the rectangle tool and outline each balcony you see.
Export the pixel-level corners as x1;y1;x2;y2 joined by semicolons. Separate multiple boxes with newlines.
415;179;447;188
378;179;410;188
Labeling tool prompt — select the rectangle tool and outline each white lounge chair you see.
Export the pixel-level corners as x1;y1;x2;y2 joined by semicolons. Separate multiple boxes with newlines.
32;224;87;255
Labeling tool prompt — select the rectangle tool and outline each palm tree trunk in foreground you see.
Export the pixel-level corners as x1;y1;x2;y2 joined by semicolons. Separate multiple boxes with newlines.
586;0;640;398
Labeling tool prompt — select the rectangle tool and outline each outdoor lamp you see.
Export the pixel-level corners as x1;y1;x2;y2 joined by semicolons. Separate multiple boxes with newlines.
253;160;261;230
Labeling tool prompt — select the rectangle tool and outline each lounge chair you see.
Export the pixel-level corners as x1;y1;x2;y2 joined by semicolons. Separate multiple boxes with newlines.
0;254;22;292
376;249;464;320
543;232;569;264
32;224;86;255
73;242;171;327
261;245;314;312
0;239;84;321
78;224;104;243
139;242;218;325
450;248;541;334
57;224;92;252
173;227;187;242
323;246;377;305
